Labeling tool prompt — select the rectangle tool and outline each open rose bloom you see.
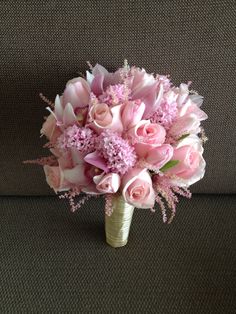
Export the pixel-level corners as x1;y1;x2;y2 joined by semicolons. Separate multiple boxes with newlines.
26;61;208;247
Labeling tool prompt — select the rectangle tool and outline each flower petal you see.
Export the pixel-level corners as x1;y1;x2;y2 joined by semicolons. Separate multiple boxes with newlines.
54;94;63;121
63;164;90;186
63;103;77;126
84;151;108;172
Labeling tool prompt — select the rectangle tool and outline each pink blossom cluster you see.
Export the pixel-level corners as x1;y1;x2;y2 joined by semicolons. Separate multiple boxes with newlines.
96;129;137;175
57;125;97;154
39;62;208;221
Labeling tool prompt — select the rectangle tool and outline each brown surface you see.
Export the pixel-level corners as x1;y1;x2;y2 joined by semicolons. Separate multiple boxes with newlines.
0;194;235;313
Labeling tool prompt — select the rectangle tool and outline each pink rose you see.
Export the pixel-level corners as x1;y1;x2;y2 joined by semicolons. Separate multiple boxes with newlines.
44;165;71;193
41;114;62;143
90;103;112;127
94;173;121;193
89;103;123;133
128;120;166;157
63;77;90;109
122;168;155;208
145;144;174;169
121;100;145;130
165;135;206;187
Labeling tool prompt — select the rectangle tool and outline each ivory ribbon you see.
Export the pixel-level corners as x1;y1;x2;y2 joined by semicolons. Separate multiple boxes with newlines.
105;195;134;248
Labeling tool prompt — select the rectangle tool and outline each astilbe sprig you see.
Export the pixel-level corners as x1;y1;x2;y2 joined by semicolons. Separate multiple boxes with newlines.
153;176;192;224
23;155;58;166
59;188;94;213
104;194;113;216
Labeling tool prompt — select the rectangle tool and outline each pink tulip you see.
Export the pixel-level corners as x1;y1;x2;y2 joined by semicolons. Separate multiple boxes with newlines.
168;113;201;138
62;77;90;109
63;163;91;187
189;94;204;106
129;67;164;118
178;99;208;121
121;100;145;130
88;64;122;95
40;113;62;143
130;68;157;100
62;160;104;195
142;82;163;118
84;151;108;172
122;168;155;208
128;120;166;157
50;95;77;129
176;83;189;107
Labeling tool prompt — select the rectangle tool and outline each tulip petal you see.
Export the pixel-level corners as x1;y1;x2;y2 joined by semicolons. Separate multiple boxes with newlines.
169;113;201;138
86;71;94;85
84;151;108;172
63;103;77;126
189;94;204;107
81;183;104;195
70;147;85;166
92;64;109;76
54;94;63;121
91;74;104;95
66;77;90;92
63;164;90;186
143;83;163;118
93;172;105;185
63;80;90;108
177;83;189;107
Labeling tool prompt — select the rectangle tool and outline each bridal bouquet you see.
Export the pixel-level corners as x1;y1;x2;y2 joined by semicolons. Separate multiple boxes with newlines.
25;61;208;247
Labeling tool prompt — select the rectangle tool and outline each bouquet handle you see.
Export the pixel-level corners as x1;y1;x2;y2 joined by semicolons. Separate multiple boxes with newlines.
105;195;134;248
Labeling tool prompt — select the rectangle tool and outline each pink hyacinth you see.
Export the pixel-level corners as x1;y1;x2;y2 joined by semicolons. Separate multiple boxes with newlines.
99;84;131;106
57;125;97;154
150;98;178;130
96;129;137;175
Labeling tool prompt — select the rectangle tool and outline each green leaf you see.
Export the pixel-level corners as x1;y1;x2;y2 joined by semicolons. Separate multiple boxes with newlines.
160;160;179;172
178;133;190;141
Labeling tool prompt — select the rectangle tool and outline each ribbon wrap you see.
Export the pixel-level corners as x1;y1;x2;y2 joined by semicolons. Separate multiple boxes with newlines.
105;195;134;248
